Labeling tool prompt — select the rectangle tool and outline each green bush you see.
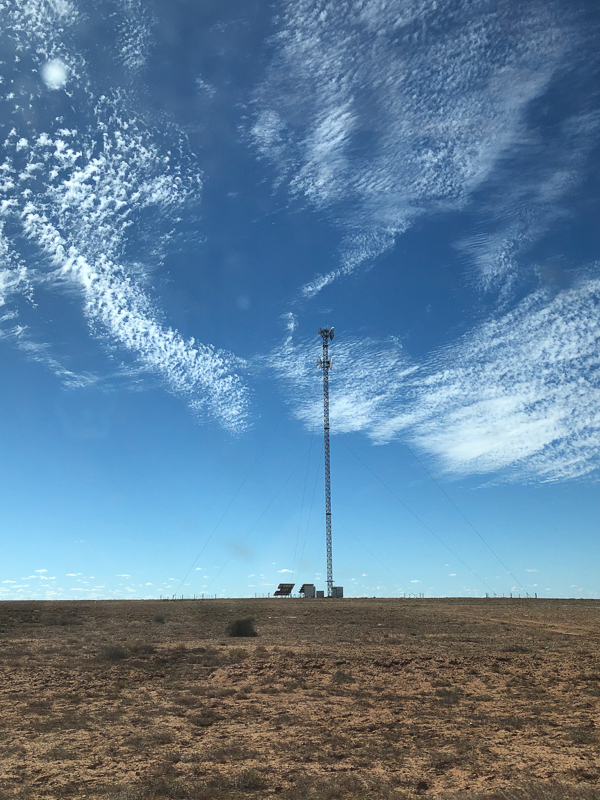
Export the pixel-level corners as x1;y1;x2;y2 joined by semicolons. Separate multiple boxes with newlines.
226;617;257;637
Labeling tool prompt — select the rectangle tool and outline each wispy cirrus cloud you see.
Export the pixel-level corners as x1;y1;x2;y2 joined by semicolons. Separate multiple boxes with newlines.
0;1;249;431
458;109;600;292
277;275;600;482
257;1;600;485
253;0;578;296
271;317;416;436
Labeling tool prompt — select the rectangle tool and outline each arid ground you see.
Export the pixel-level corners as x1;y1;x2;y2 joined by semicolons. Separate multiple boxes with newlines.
0;598;599;800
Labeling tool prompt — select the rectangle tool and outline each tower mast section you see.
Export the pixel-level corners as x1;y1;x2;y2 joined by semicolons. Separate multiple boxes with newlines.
317;327;334;597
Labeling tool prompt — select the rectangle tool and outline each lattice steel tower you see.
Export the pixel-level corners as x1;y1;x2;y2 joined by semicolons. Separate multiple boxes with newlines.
317;327;334;597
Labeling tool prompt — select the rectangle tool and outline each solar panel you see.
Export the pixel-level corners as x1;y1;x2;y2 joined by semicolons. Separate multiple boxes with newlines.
273;583;295;596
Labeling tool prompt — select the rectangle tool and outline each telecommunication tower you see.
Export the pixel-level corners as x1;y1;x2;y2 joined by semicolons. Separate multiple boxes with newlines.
317;327;334;597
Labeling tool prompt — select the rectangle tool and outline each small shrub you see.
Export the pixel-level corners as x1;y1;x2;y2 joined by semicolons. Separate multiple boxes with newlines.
568;726;598;744
26;698;52;712
226;617;257;637
139;776;187;799
207;741;256;763
285;774;398;799
498;715;526;730
45;616;80;626
151;731;175;745
43;746;78;761
274;712;296;727
331;669;354;684
130;643;156;656
189;708;222;728
172;693;201;709
154;615;166;624
428;750;460;773
232;768;266;790
97;645;127;662
435;687;461;705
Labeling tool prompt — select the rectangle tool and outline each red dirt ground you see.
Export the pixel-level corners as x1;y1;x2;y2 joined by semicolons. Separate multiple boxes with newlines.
0;598;598;799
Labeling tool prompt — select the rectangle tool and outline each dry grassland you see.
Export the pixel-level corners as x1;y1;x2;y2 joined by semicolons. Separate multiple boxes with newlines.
0;598;599;800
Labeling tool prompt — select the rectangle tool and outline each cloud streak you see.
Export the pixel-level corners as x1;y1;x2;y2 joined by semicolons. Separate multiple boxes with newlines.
253;0;577;295
276;276;600;482
0;1;249;431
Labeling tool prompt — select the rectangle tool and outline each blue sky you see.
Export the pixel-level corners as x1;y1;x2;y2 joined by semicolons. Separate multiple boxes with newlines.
1;0;599;600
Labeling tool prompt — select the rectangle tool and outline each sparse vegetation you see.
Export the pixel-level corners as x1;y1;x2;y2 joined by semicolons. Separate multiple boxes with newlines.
0;598;599;800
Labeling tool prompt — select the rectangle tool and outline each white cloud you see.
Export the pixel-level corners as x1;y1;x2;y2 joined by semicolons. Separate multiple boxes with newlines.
116;574;131;578
1;580;16;584
116;0;155;73
271;329;415;436
410;580;420;584
402;279;600;481
255;2;600;490
278;568;293;573
35;569;48;573
277;276;600;482
253;0;574;295
0;15;249;433
458;111;600;291
449;573;457;577
145;582;153;586
525;569;538;573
